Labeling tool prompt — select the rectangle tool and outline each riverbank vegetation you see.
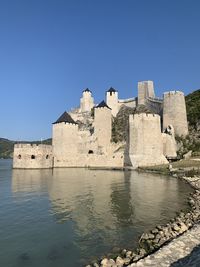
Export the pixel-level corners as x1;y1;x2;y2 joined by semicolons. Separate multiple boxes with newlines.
139;158;200;177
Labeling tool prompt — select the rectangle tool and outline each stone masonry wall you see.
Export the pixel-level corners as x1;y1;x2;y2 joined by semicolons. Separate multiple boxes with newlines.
163;91;188;136
129;113;168;168
118;98;136;109
52;122;79;167
162;133;177;159
94;107;112;149
138;81;155;105
13;144;53;169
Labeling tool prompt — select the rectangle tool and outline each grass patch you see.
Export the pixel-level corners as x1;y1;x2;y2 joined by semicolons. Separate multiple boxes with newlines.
139;158;200;175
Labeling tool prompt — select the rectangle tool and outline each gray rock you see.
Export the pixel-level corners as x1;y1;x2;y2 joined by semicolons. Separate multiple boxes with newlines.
124;257;131;265
151;228;159;234
156;225;163;230
141;233;149;240
126;251;132;258
138;248;146;257
121;249;127;257
115;256;124;267
147;233;155;239
180;223;188;233
172;223;180;232
101;258;116;267
183;150;192;159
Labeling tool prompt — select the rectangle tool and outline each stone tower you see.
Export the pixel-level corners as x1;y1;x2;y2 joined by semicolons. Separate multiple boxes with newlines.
138;81;155;105
163;91;188;137
52;111;78;167
129;113;168;168
80;88;94;112
94;101;112;148
106;87;119;116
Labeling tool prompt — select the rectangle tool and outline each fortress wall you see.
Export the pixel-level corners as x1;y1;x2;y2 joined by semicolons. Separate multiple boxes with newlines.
106;91;119;116
87;152;124;168
94;107;112;148
52;122;79;167
129;113;168;168
78;130;97;154
146;98;163;115
118;98;136;109
74;152;124;168
138;81;155;105
80;91;94;112
13;144;53;169
163;91;188;136
162;133;177;159
51;153;124;168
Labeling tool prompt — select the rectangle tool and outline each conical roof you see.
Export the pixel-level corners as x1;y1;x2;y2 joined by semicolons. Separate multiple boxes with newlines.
53;111;77;124
107;87;117;93
83;88;91;93
95;100;111;109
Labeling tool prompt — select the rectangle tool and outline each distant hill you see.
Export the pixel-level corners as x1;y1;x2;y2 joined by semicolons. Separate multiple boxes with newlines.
0;138;52;159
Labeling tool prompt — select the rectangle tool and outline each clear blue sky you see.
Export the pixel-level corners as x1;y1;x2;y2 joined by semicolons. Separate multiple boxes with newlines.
0;0;200;140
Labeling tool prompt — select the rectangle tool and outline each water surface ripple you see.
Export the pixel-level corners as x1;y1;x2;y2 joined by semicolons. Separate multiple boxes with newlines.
0;160;192;267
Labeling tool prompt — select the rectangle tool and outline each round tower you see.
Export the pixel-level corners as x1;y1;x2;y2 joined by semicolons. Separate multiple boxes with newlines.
52;111;79;167
80;88;94;112
106;87;119;116
163;91;188;137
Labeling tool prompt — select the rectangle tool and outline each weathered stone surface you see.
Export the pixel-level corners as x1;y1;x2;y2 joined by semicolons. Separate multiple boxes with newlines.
129;114;169;168
163;91;188;137
183;150;192;160
115;256;124;267
101;258;116;267
129;225;200;267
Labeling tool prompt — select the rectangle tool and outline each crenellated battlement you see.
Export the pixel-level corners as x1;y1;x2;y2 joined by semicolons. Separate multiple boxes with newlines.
164;90;184;96
53;121;78;127
13;143;53;169
133;113;160;119
129;113;161;126
14;144;52;149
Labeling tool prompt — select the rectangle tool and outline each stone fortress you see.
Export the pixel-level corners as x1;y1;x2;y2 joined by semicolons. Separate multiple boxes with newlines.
13;81;188;169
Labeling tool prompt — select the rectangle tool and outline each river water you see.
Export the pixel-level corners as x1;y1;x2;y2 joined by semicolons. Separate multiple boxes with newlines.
0;159;193;267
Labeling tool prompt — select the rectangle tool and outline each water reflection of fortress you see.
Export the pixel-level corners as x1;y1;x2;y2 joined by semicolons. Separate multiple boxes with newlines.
12;168;186;237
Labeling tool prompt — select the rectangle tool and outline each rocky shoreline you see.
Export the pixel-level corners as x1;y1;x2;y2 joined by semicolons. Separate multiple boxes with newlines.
85;174;200;267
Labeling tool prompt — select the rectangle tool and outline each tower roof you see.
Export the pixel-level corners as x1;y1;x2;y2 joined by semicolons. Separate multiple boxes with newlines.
53;111;77;124
95;100;111;109
107;87;117;93
83;88;91;93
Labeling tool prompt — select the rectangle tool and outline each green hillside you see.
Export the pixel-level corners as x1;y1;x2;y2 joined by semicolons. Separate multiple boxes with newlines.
0;138;15;159
186;89;200;128
0;138;52;159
